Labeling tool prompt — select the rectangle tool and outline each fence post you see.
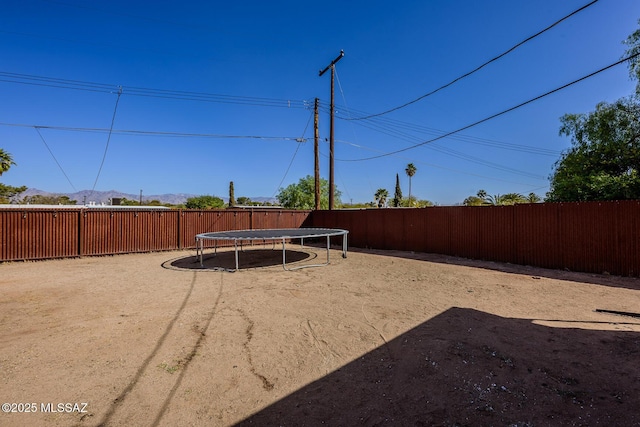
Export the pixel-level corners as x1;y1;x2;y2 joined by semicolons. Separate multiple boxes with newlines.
177;209;182;250
78;209;84;257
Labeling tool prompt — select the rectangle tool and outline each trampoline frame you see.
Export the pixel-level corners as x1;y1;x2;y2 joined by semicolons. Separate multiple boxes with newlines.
195;228;348;271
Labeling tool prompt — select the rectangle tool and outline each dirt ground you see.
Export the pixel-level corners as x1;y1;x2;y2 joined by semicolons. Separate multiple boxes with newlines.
1;244;639;427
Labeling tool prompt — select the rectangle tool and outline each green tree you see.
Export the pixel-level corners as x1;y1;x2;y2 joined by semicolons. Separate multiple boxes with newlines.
0;183;27;204
0;149;15;176
498;193;527;205
526;193;541;203
392;173;402;207
463;189;489;206
374;188;389;208
237;196;251;205
547;97;640;202
185;195;224;209
404;196;433;207
0;149;27;203
22;195;77;205
463;189;537;206
228;181;236;207
276;175;340;209
624;20;640;95
405;163;417;206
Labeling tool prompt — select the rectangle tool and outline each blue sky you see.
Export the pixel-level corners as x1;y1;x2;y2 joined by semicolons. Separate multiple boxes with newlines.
1;0;639;205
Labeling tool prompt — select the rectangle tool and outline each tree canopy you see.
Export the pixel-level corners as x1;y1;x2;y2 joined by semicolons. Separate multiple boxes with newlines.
392;173;402;207
463;189;540;206
374;188;389;208
185;195;224;209
0;149;15;175
276;175;341;210
547;97;640;202
0;149;27;203
545;24;640;202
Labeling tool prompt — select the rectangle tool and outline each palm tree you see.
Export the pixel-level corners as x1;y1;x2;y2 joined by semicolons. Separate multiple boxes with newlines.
374;188;389;208
0;149;15;176
526;192;541;203
405;163;417;206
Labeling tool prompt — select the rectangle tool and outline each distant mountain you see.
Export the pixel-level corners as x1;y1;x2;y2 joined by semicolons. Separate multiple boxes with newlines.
21;188;276;205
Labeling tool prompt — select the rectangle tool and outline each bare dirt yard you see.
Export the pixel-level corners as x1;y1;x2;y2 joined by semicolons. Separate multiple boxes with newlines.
1;244;639;426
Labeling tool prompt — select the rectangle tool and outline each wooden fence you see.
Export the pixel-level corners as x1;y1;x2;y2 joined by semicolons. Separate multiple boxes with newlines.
2;201;639;277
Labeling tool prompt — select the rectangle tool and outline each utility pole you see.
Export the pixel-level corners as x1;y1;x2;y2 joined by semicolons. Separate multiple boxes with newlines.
314;98;320;210
319;50;344;210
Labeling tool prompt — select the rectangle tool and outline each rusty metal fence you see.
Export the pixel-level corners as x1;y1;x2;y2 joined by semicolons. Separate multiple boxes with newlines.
0;208;311;261
310;201;640;277
2;201;639;277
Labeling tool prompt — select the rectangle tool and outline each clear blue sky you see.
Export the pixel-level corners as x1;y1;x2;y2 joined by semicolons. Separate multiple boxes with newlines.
1;0;639;205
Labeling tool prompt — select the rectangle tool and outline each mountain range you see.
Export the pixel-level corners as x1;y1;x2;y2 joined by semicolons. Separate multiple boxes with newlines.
22;188;276;205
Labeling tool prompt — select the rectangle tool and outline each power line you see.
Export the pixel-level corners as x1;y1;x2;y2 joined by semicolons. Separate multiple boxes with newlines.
339;52;640;162
90;87;122;195
0;71;308;109
272;111;314;197
33;127;77;191
332;139;546;189
325;104;560;156
0;122;308;141
349;0;600;120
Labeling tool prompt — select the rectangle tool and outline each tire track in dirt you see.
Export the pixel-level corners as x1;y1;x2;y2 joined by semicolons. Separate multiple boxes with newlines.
97;270;225;427
233;308;274;391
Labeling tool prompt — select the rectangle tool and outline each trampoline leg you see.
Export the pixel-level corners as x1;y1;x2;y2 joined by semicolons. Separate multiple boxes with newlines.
196;238;203;266
234;240;239;271
282;238;287;270
326;235;330;264
342;233;348;258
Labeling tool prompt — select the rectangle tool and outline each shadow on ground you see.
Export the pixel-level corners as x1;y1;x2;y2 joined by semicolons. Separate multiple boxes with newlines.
163;248;315;271
236;307;640;426
351;247;640;291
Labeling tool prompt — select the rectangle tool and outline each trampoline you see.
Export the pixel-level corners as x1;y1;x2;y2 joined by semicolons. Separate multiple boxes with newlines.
195;228;348;271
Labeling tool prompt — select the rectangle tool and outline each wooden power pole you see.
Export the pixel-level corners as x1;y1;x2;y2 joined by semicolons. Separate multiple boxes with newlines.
314;98;320;210
319;50;344;210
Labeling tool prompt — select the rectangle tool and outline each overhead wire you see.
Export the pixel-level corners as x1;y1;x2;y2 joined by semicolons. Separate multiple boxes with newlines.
338;52;640;162
331;139;545;189
331;105;561;156
89;86;122;196
0;122;308;141
33;127;77;192
349;0;601;120
0;71;308;109
326;70;545;199
272;110;315;198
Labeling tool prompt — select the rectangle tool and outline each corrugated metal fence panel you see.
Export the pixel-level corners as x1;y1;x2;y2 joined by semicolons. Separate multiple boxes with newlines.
180;209;310;249
448;206;478;259
618;200;640;277
265;210;311;229
401;209;427;253
477;206;516;264
1;209;79;260
81;210;179;255
422;207;450;255
181;210;251;249
512;203;562;270
557;201;640;276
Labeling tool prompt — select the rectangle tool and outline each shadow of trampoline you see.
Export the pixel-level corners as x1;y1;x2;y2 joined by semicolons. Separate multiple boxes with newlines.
164;248;316;271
